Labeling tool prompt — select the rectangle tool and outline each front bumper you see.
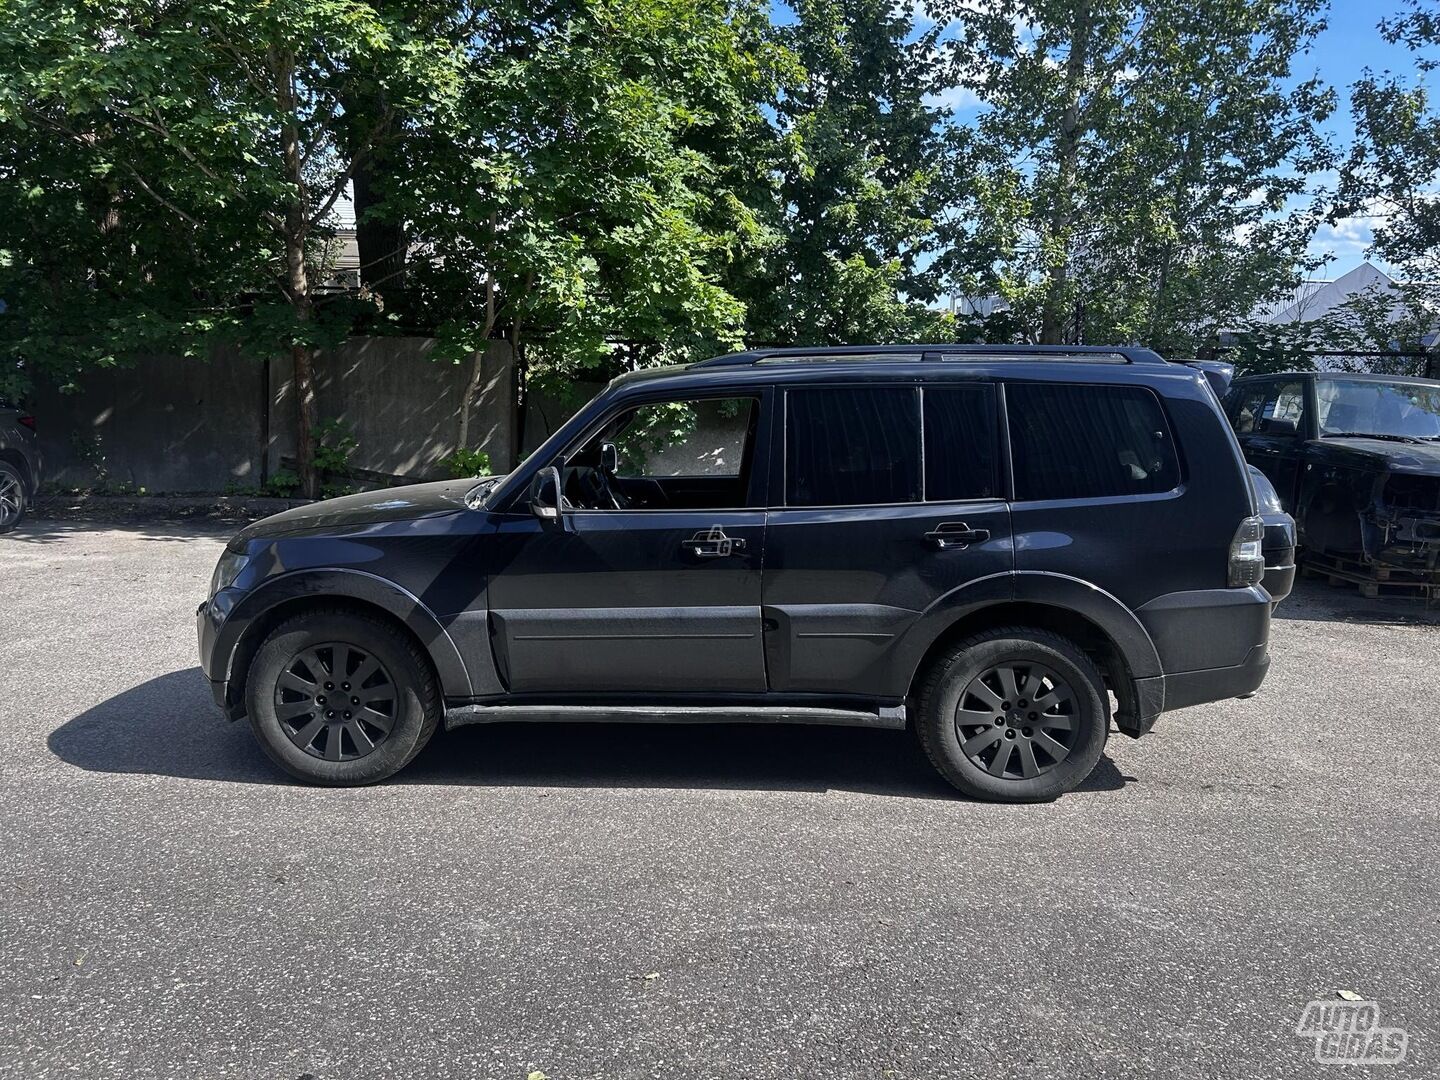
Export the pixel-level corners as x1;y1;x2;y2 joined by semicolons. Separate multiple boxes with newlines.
197;594;238;714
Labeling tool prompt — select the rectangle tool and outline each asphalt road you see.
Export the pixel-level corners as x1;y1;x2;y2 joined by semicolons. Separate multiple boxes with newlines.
1;519;1437;1079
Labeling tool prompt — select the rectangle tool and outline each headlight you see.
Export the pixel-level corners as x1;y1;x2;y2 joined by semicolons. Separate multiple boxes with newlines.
209;551;250;596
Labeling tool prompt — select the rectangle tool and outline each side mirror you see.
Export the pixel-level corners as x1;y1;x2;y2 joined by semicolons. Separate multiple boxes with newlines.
528;465;564;526
599;441;619;475
1264;417;1299;437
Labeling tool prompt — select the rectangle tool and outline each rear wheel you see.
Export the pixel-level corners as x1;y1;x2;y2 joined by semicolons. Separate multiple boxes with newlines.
245;609;440;785
916;627;1108;802
0;462;27;533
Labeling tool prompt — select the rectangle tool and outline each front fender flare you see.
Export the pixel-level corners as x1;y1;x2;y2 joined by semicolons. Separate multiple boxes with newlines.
213;568;473;700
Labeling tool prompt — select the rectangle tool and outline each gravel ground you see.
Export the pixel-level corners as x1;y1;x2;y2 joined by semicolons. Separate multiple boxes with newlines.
1;520;1437;1080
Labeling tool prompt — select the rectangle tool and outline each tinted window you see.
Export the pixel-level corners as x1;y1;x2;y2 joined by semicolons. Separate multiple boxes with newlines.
923;385;997;501
1008;383;1180;501
786;388;920;506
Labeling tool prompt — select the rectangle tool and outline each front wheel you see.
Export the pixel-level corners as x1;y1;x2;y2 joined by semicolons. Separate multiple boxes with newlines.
915;627;1109;802
245;609;440;785
0;462;27;533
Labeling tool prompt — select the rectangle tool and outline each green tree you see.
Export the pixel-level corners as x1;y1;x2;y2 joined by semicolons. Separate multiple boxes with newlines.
396;0;788;452
732;0;961;346
0;0;462;495
940;0;1334;352
1341;0;1440;378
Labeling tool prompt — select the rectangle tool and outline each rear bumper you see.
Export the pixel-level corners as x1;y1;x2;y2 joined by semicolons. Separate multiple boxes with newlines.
1130;586;1272;722
1261;513;1297;604
1158;643;1270;712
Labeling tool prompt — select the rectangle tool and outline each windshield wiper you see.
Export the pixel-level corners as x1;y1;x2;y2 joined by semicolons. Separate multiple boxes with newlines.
1322;431;1427;444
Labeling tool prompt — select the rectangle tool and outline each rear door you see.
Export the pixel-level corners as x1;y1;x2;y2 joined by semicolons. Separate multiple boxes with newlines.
761;381;1013;696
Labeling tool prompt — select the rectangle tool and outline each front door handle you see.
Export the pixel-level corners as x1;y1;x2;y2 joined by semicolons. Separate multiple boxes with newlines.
924;522;990;550
684;527;746;558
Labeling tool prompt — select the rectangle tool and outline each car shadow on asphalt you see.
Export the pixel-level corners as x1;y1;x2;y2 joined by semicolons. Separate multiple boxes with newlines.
47;668;1134;799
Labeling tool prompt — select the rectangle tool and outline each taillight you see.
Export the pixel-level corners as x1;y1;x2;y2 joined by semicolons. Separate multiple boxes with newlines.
17;414;35;431
1228;516;1265;587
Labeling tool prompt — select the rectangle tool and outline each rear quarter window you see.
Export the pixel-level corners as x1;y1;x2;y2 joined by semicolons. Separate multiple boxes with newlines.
1006;383;1181;501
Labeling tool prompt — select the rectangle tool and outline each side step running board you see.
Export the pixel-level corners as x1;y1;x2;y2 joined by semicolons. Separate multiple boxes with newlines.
445;703;908;731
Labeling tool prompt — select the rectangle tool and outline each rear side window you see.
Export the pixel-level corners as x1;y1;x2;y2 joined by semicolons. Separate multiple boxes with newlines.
786;387;921;506
923;385;998;501
1007;383;1180;501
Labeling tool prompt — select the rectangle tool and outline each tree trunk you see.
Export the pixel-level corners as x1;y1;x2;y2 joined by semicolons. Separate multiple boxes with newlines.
1040;0;1093;345
457;243;498;453
353;153;406;295
274;46;319;499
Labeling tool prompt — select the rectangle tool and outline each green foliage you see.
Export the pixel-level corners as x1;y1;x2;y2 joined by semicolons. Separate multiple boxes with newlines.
441;448;492;478
940;0;1335;352
263;470;302;498
737;0;955;345
312;420;359;476
0;0;1365;428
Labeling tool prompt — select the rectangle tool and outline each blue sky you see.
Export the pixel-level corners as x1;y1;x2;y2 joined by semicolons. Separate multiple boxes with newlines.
1299;0;1415;275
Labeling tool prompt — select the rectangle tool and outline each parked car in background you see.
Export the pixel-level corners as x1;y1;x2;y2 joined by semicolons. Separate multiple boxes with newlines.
1223;373;1440;592
0;400;38;532
1249;465;1297;605
199;345;1276;801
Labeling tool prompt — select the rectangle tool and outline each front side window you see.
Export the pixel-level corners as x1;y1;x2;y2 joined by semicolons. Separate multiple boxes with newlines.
786;387;921;506
1265;381;1307;431
1007;383;1180;501
1227;383;1270;434
563;395;760;510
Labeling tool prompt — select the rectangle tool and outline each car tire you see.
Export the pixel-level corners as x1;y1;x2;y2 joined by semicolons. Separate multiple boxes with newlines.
245;608;440;786
915;627;1109;803
0;461;27;533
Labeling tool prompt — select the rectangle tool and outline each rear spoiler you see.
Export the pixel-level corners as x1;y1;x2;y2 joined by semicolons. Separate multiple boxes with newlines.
1178;359;1235;398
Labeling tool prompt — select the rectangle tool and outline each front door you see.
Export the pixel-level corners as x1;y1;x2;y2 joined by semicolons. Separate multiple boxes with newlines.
762;382;1013;696
487;391;771;694
1233;378;1309;507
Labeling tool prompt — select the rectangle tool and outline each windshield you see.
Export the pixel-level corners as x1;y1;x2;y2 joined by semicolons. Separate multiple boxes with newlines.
1316;378;1440;440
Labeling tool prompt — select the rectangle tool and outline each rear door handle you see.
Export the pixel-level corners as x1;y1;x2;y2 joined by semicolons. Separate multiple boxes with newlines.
684;527;746;558
924;522;989;550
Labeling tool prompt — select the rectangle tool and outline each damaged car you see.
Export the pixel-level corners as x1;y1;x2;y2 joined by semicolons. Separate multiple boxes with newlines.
1224;372;1440;591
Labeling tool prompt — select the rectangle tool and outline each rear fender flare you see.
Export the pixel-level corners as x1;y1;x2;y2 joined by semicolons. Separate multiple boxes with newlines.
891;570;1164;692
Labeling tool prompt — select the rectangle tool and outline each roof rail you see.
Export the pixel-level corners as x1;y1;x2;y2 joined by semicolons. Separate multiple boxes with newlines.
692;344;1168;368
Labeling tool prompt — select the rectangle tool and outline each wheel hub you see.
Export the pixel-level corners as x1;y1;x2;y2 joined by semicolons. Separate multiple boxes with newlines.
273;642;396;761
953;661;1078;780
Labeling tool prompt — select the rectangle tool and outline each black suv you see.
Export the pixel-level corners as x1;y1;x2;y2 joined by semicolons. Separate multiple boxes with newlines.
199;345;1276;801
0;400;39;533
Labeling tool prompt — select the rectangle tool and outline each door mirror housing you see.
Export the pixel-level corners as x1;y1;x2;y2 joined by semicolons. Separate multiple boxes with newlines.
529;466;565;525
1263;417;1299;437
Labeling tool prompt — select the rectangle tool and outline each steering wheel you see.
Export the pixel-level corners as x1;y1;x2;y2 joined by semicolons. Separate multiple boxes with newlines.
579;442;629;510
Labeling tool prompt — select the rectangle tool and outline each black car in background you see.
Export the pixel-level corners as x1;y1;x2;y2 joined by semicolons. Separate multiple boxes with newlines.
199;345;1277;801
1224;373;1440;587
0;400;39;532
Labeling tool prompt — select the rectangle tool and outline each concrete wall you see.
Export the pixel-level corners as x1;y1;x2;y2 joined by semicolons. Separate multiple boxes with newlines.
32;338;515;493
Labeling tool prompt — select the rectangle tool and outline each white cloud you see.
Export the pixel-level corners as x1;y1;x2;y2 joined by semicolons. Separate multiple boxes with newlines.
926;84;985;112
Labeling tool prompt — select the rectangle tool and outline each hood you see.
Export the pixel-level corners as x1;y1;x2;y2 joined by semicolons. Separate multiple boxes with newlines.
233;478;478;544
1311;437;1440;474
